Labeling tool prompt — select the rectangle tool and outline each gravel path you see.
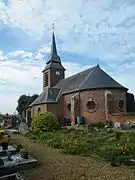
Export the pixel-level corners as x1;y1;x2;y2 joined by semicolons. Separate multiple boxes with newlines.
11;134;135;180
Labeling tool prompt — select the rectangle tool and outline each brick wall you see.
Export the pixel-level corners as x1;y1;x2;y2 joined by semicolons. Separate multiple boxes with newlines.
63;89;127;124
109;89;126;113
31;88;127;125
46;98;64;120
33;104;47;116
80;89;105;123
63;90;105;123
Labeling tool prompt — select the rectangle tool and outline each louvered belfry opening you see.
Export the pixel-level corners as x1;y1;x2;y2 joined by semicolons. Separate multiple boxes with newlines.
44;72;49;87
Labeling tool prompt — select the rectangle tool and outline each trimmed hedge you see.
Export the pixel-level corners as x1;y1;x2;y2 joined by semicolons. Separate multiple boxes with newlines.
31;112;60;132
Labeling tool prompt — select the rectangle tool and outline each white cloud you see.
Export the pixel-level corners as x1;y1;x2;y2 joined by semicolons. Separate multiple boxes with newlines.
0;94;18;114
0;0;135;60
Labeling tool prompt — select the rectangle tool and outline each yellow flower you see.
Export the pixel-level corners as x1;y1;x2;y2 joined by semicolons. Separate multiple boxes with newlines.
74;139;78;144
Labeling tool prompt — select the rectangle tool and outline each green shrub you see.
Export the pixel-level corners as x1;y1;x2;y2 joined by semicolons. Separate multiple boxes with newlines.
87;122;105;132
31;112;60;132
106;128;114;133
96;122;105;129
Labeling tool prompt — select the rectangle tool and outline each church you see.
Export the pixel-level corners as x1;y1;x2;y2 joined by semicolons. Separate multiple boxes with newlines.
27;32;129;125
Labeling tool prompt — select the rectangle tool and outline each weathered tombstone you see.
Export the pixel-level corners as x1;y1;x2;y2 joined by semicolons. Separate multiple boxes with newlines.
18;122;29;134
114;122;121;129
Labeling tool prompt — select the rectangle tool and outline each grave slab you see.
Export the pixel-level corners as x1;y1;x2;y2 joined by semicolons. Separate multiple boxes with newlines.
0;147;37;176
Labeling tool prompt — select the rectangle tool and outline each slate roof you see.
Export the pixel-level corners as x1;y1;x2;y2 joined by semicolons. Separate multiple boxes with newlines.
54;65;128;94
29;87;62;106
30;65;128;106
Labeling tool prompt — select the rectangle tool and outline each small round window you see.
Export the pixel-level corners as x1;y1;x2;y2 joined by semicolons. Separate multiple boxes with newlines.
67;103;71;112
119;100;124;109
87;100;96;110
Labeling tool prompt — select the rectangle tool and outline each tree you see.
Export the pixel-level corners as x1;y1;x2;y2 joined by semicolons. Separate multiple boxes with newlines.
16;94;38;116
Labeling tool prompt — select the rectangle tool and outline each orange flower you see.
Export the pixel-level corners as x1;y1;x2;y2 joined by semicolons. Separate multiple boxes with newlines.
72;146;77;151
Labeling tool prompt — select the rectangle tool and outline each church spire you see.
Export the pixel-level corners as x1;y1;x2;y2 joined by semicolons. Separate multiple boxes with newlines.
50;32;58;57
46;23;61;65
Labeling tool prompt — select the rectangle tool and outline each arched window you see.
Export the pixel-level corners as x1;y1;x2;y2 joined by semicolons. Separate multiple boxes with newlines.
119;99;124;109
38;108;41;113
67;103;71;112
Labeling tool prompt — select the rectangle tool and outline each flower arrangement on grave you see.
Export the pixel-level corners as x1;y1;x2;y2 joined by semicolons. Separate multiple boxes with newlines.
16;144;23;152
20;149;29;159
0;132;9;150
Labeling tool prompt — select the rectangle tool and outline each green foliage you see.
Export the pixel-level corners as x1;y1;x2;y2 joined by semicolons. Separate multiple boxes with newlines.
106;128;114;133
47;134;63;148
16;94;38;116
96;122;105;129
20;149;29;159
31;112;60;132
62;136;87;155
26;125;135;167
87;122;105;131
115;131;121;140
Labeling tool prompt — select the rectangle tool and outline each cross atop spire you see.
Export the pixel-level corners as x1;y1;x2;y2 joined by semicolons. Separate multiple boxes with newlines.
52;22;55;32
97;56;100;66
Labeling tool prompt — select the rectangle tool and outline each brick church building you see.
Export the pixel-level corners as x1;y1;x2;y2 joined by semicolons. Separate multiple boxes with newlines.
27;32;129;125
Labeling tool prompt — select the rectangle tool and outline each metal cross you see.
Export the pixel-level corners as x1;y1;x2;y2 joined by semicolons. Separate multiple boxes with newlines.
97;57;99;66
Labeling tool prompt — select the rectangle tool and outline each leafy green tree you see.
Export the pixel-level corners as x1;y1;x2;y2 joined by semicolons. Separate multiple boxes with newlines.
16;94;38;116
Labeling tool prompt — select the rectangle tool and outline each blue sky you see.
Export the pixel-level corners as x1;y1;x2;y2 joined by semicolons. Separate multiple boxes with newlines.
0;0;135;114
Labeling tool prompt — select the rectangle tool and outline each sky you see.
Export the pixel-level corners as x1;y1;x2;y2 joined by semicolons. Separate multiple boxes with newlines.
0;0;135;114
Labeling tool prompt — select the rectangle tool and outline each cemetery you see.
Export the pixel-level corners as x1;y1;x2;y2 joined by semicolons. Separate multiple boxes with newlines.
0;130;37;179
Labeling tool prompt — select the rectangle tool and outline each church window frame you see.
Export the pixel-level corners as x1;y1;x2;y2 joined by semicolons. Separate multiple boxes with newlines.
86;98;97;113
38;107;41;113
118;98;124;111
67;102;71;113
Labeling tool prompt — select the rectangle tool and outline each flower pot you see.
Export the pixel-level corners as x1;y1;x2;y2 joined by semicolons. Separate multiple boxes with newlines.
1;142;8;150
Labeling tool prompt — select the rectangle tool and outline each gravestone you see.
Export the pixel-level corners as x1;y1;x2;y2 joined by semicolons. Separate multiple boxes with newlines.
0;145;37;176
18;122;29;134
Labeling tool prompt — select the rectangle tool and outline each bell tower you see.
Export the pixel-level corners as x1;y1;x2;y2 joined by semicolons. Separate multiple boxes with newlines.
42;30;65;90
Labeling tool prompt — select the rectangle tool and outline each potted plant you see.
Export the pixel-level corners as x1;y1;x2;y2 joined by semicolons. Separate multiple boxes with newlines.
20;149;29;159
16;144;23;152
0;132;9;151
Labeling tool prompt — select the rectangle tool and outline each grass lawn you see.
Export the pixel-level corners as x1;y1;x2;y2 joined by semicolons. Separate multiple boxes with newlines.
11;133;135;180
